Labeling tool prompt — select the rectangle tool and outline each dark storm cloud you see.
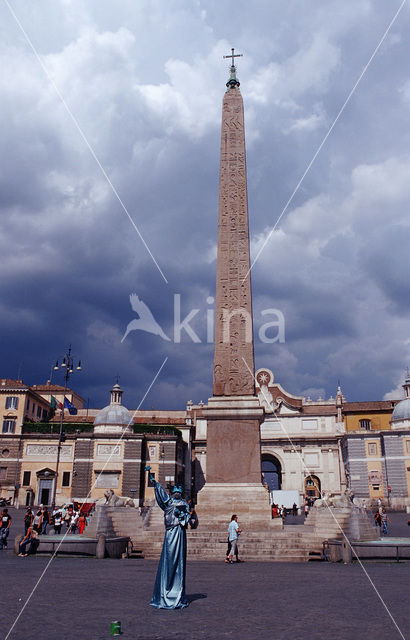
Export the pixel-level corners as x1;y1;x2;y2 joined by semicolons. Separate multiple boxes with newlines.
1;0;410;409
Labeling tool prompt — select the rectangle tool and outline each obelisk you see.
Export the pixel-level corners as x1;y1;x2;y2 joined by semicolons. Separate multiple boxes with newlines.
198;50;270;527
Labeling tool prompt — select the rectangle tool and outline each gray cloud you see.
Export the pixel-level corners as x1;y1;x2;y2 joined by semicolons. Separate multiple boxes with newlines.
1;0;409;409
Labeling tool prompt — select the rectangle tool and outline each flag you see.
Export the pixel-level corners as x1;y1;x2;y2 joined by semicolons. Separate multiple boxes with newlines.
64;397;78;415
51;395;63;409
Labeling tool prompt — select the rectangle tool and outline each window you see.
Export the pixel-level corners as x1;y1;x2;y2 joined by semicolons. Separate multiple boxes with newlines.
367;443;377;456
37;406;42;419
360;419;371;430
302;420;318;431
22;471;31;486
0;467;7;481
5;396;19;409
95;472;119;488
406;441;410;454
62;472;71;487
2;420;16;434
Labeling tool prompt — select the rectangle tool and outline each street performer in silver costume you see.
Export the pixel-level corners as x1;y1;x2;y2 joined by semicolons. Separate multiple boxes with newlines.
145;466;190;609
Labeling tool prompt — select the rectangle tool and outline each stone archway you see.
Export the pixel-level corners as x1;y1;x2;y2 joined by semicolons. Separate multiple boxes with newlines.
304;474;321;500
261;454;282;491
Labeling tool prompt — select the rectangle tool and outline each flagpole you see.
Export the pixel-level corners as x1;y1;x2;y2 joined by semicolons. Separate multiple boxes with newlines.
50;347;82;513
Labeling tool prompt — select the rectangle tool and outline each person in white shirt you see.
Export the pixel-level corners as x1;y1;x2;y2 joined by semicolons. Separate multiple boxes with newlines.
227;515;242;563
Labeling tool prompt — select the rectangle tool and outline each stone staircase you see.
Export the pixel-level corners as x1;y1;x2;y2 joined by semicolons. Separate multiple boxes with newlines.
85;504;378;562
135;506;360;561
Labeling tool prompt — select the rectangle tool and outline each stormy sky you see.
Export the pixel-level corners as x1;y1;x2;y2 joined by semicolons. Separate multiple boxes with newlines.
1;0;409;410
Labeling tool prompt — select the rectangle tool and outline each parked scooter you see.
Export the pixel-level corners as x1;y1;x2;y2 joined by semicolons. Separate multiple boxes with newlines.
0;497;12;507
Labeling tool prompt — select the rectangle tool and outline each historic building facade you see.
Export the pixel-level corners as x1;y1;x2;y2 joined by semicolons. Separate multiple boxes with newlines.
0;380;191;507
342;375;410;508
0;378;52;503
1;371;409;509
189;368;347;505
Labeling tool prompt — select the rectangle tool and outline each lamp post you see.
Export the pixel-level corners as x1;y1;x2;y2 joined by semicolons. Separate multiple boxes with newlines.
50;346;82;512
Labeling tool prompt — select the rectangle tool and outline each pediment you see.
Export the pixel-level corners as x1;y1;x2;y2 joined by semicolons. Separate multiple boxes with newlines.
36;467;56;477
276;401;302;415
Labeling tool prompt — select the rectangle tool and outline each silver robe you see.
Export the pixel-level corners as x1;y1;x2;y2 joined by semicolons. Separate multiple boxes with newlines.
150;481;190;609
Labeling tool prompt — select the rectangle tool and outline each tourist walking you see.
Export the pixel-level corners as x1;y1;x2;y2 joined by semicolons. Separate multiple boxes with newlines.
32;509;43;533
53;510;63;534
145;466;190;609
227;514;242;563
78;512;87;535
381;509;391;536
374;510;382;530
41;507;51;534
64;508;72;530
24;508;33;533
0;508;12;549
70;510;80;533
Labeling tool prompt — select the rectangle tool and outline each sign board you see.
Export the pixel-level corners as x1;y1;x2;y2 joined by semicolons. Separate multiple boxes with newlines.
270;489;300;508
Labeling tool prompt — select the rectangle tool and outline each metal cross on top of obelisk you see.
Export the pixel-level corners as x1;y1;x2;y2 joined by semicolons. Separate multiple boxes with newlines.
223;47;243;69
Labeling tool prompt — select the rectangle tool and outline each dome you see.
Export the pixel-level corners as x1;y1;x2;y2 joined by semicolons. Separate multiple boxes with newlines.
391;398;410;423
94;404;133;428
93;381;133;433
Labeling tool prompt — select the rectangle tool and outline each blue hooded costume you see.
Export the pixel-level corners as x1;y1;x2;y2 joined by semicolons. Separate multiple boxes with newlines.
146;467;190;609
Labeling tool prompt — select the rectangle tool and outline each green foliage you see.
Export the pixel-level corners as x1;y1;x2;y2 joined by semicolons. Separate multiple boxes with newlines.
22;422;182;437
22;422;93;434
132;424;182;437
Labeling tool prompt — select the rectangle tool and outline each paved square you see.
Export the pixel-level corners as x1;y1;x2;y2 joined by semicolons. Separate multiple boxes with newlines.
1;553;409;640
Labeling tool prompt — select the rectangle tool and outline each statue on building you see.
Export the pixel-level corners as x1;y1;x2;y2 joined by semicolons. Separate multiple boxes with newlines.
145;466;190;609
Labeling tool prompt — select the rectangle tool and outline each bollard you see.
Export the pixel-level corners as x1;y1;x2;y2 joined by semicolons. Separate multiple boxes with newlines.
110;621;121;636
96;533;106;559
341;539;352;564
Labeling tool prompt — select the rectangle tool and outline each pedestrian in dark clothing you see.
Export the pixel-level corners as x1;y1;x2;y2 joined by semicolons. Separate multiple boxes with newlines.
374;511;382;529
41;508;50;534
24;508;33;533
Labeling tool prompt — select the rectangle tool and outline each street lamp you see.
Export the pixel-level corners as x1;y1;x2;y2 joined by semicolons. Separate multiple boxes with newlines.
50;346;82;512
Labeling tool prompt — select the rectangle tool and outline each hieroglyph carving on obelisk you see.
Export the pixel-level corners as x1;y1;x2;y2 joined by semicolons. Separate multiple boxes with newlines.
213;50;255;397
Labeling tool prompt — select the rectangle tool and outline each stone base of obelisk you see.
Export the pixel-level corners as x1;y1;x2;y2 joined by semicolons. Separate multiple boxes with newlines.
196;483;282;530
195;395;278;529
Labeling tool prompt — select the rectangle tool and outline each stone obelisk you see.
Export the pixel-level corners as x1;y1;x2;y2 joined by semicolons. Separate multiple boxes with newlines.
197;51;271;528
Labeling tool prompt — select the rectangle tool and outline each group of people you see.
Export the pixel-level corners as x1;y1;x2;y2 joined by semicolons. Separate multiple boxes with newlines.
271;502;299;519
16;505;90;557
23;505;89;537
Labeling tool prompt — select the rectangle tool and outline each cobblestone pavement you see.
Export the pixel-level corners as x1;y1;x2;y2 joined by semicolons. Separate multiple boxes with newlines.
0;552;409;640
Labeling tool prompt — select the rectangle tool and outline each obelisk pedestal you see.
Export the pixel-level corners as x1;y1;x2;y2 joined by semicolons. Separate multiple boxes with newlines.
197;397;276;529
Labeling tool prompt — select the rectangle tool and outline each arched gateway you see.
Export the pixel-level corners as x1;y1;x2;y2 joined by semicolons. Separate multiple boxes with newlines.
304;474;321;500
261;455;282;491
